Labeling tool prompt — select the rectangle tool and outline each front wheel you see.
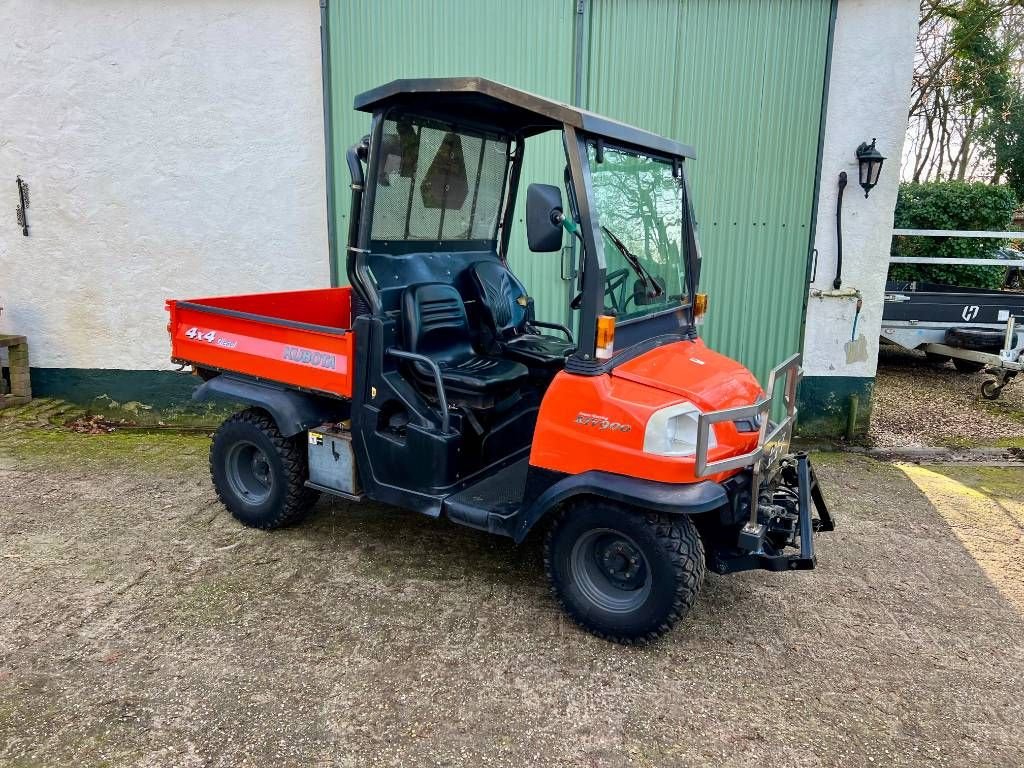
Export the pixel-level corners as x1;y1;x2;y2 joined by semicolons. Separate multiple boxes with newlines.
210;408;319;529
544;501;705;644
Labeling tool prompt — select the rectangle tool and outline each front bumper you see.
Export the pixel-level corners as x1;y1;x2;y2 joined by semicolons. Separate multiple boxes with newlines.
694;353;835;573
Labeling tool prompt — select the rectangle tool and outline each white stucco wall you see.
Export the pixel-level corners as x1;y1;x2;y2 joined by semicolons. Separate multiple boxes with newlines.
0;0;329;370
802;0;918;378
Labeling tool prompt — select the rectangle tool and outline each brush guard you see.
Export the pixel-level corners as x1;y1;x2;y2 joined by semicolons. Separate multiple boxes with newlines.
694;353;835;573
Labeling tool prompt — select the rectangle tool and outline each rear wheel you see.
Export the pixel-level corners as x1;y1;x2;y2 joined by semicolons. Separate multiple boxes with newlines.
544;500;705;644
953;358;986;374
210;409;319;529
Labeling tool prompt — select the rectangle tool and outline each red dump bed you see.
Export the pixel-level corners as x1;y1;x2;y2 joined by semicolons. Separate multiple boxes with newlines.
166;287;354;398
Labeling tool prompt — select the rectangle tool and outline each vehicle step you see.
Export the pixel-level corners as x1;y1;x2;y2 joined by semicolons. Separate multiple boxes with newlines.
305;480;364;502
443;458;529;533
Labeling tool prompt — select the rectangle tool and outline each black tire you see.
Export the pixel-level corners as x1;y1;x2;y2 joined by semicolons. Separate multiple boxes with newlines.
544;500;705;644
981;379;1003;400
953;357;986;374
945;326;1012;352
210;408;319;529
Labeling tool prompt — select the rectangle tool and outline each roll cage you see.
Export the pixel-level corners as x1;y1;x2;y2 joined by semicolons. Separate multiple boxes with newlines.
350;77;702;372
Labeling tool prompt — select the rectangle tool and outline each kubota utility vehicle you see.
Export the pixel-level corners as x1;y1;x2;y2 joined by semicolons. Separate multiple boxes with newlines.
167;78;833;643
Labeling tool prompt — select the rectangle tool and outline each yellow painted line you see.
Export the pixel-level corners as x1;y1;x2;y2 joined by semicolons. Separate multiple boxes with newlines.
896;463;1024;613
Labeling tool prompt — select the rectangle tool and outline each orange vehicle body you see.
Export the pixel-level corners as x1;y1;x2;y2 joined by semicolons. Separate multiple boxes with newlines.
530;338;763;485
166;287;354;398
168;287;763;486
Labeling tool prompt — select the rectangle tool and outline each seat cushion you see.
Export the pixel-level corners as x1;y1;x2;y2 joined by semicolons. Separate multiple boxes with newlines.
403;282;530;397
419;354;529;393
503;334;575;369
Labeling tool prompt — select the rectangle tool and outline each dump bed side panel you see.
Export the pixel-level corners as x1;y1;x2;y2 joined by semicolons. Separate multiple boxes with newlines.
184;287;352;328
167;287;353;399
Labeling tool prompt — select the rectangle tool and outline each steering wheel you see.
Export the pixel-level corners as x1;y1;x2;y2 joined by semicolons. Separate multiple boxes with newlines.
570;268;630;313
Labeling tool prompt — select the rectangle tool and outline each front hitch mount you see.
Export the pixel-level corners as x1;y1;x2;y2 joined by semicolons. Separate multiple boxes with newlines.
712;453;834;575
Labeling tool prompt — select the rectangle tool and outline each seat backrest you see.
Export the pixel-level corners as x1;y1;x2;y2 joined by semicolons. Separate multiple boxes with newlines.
470;261;529;340
402;283;475;363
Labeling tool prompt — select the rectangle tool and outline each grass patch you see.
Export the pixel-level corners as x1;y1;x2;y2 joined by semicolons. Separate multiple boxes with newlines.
3;427;209;473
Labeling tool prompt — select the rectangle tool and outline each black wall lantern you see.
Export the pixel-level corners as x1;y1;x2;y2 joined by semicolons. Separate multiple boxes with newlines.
855;138;885;198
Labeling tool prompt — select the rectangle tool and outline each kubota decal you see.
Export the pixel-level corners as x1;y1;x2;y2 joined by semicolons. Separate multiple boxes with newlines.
283;345;337;370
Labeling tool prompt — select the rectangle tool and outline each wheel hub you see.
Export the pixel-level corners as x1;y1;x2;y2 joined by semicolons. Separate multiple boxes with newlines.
225;440;273;505
569;527;653;614
251;454;271;485
597;539;643;587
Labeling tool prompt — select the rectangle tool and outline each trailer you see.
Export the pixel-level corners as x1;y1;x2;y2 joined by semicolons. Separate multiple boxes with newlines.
881;242;1024;399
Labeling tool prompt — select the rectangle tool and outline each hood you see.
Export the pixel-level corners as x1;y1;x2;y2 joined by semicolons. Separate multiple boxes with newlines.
611;339;764;412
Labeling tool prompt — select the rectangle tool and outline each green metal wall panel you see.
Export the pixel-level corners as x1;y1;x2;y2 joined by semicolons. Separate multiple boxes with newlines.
583;0;831;383
325;0;577;324
325;0;831;384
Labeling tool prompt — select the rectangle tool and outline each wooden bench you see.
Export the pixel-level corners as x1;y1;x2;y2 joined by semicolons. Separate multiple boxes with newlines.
0;335;31;408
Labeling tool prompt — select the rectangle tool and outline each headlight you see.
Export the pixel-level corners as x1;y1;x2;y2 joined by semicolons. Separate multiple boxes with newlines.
643;401;716;457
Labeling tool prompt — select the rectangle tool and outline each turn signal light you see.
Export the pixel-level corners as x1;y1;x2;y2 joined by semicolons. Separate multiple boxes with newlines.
694;293;709;324
596;314;616;360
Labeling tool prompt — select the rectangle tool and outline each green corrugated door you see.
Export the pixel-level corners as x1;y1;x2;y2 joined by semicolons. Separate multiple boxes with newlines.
583;0;832;382
325;1;831;382
324;0;576;323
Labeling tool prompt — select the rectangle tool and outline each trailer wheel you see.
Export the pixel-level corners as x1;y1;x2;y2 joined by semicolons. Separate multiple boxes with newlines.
981;379;1003;400
543;501;705;644
953;358;986;374
210;408;319;529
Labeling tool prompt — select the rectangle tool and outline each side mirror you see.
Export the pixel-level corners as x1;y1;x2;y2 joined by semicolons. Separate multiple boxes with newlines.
526;183;564;252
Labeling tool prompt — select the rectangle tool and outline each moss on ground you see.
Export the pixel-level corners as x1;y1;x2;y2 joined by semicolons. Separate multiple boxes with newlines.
3;427;209;473
926;464;1024;498
82;396;233;429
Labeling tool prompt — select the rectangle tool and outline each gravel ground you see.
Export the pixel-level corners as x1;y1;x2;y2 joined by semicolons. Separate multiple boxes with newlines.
2;401;1024;767
870;345;1024;448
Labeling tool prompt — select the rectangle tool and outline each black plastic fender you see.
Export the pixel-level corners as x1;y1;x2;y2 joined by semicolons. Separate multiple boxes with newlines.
512;469;729;543
193;373;346;437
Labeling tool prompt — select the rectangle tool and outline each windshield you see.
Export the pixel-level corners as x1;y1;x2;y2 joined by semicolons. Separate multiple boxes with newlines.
587;143;688;322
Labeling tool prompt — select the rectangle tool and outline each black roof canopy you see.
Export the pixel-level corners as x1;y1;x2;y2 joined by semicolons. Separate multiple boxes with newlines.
354;77;695;160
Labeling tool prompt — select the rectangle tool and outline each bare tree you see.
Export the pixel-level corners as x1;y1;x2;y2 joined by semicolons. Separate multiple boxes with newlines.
902;0;1024;184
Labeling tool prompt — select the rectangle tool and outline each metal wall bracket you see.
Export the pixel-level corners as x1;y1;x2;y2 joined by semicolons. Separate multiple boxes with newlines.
15;176;29;236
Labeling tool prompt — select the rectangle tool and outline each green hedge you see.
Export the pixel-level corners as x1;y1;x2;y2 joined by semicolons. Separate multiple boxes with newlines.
888;182;1019;289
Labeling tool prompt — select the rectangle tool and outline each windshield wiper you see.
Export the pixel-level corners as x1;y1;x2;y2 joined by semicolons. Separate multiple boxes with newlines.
600;226;664;299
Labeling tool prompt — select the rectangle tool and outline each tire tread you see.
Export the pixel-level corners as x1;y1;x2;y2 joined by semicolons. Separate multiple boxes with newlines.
543;503;705;645
210;408;318;529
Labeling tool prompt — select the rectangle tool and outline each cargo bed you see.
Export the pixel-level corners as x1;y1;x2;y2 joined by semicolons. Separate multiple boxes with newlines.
166;287;354;398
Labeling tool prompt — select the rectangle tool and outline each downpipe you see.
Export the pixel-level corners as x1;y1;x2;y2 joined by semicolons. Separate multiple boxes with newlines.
833;171;847;290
